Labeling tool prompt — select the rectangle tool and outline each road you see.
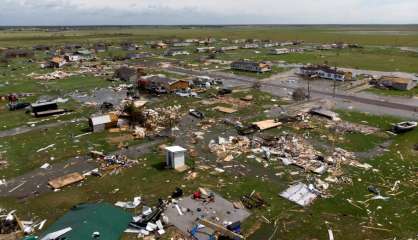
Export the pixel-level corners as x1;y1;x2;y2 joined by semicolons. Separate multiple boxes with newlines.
165;67;418;116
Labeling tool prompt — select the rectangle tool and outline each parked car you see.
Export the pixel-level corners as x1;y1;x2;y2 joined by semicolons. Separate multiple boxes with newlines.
218;88;232;95
175;89;197;97
189;109;205;119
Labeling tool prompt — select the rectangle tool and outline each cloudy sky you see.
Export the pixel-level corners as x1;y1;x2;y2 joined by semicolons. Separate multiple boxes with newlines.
1;0;417;25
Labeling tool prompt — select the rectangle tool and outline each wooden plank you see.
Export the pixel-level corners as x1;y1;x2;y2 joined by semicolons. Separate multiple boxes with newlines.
252;119;281;130
48;172;84;189
213;106;238;114
198;218;245;240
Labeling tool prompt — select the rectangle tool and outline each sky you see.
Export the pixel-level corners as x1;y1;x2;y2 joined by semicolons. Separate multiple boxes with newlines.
1;0;418;25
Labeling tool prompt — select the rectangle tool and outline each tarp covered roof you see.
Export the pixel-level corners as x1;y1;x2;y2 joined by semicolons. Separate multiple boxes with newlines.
40;203;132;240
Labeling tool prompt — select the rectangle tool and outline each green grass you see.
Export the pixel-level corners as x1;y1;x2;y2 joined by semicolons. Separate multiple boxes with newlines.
0;121;143;178
338;132;386;152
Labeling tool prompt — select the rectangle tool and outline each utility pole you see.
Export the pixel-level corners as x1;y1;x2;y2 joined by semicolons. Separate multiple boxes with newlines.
333;65;337;98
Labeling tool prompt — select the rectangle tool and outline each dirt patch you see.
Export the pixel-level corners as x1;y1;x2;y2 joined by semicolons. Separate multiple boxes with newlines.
106;134;134;145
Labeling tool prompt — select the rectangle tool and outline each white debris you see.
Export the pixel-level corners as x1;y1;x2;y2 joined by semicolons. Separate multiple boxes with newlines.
115;196;141;208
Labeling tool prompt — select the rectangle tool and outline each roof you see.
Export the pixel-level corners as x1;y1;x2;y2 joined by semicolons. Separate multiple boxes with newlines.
301;65;345;75
380;76;412;84
31;101;57;108
51;57;65;63
40;203;132;240
90;115;112;125
165;146;187;152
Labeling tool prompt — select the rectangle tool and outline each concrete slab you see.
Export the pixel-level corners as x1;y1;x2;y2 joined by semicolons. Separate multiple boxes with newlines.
164;191;250;239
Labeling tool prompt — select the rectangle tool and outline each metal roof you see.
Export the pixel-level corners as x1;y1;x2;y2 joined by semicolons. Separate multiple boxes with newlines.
165;146;186;152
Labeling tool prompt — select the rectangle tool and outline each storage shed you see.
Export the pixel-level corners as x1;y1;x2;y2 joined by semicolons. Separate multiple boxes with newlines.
165;146;186;170
89;115;113;132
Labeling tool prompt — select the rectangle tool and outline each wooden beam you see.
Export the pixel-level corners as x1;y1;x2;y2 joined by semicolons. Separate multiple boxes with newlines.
198;218;245;240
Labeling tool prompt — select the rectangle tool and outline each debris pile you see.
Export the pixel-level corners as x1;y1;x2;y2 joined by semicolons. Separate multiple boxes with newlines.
142;105;182;132
30;71;76;81
208;136;251;161
92;152;139;174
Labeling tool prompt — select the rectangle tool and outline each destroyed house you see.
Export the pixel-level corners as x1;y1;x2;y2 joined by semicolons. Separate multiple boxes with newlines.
231;61;272;73
164;49;190;56
48;57;66;68
377;76;417;91
121;42;137;51
140;76;189;93
299;65;352;81
114;66;138;82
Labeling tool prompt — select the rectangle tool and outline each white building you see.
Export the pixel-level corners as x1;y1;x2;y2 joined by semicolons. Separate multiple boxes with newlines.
270;48;290;55
89;115;112;132
165;146;187;170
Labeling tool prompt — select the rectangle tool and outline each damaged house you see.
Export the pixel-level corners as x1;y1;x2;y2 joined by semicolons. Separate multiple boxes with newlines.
114;66;140;82
299;65;353;81
372;76;417;91
231;61;272;73
121;42;138;51
139;76;190;94
164;48;190;56
42;56;67;68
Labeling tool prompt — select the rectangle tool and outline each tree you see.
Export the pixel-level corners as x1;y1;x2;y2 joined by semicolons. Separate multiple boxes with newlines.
292;88;307;101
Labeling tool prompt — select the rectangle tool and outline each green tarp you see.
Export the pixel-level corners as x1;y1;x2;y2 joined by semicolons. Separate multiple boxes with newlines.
40;203;132;240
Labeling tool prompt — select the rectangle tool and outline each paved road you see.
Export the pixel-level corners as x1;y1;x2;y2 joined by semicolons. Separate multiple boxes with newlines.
165;67;418;114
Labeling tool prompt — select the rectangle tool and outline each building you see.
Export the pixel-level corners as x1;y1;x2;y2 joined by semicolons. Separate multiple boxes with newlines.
164;49;190;56
165;146;187;170
241;44;259;49
220;46;239;52
140;76;189;93
299;65;352;81
376;76;417;91
47;57;67;68
270;48;290;55
89;114;114;132
172;42;192;47
196;47;215;53
231;61;272;73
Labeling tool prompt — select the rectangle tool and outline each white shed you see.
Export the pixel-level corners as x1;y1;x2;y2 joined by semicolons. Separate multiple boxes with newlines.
165;146;186;170
89;115;112;132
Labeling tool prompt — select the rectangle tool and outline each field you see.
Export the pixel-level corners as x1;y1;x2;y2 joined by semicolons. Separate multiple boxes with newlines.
0;26;417;240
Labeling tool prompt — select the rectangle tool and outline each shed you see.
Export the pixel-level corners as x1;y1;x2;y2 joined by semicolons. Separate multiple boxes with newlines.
40;203;132;240
89;115;113;132
165;146;187;170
